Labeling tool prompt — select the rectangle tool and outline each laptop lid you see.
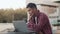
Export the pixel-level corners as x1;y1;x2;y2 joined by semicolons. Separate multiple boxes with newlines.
13;20;34;32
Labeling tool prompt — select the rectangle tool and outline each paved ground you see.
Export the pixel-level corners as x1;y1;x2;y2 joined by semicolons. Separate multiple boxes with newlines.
0;23;14;32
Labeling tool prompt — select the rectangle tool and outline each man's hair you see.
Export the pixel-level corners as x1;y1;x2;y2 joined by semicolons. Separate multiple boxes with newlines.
26;3;37;9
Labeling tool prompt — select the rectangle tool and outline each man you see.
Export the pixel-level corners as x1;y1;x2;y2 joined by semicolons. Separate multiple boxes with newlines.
26;3;52;34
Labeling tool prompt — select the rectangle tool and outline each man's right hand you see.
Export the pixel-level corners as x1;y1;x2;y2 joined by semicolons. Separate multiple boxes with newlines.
39;32;43;34
29;13;34;21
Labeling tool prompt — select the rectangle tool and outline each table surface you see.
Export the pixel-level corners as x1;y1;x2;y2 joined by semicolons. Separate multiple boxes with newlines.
0;32;36;34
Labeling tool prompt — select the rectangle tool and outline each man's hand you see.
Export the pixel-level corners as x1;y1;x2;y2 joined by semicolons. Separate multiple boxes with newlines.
27;22;34;31
39;32;43;34
29;13;34;21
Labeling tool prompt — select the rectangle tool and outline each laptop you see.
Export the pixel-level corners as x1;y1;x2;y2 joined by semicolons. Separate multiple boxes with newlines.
13;20;35;33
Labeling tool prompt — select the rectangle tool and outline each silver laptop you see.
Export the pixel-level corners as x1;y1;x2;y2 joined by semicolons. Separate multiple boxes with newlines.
13;20;35;33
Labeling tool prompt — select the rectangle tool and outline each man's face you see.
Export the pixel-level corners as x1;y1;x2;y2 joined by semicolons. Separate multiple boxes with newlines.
27;8;37;16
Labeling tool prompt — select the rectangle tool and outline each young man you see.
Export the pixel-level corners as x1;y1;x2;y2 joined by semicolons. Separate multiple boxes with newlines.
26;3;52;34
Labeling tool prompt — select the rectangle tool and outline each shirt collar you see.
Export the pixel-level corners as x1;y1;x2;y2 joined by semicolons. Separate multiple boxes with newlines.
36;10;40;17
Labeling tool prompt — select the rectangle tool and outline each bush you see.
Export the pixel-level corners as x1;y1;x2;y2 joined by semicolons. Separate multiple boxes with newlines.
0;8;27;23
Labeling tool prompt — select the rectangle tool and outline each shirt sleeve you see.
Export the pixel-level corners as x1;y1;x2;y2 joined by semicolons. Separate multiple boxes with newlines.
33;14;50;32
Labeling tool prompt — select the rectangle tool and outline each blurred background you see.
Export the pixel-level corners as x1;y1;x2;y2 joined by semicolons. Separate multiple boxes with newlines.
0;0;60;34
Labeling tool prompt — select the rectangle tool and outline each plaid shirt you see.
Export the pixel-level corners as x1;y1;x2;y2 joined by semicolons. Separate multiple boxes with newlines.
27;10;52;34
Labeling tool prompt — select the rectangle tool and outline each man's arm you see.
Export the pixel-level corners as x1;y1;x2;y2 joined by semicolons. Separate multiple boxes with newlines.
33;14;50;32
27;14;35;31
27;13;50;32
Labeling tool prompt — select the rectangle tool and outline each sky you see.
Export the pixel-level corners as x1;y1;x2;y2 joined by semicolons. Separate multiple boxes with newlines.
0;0;26;9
